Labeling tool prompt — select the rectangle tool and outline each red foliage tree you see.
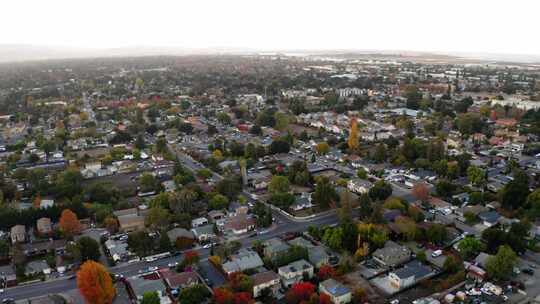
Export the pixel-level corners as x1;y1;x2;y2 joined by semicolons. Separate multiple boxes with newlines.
234;292;254;304
319;293;332;304
317;265;337;281
213;287;234;304
286;282;316;304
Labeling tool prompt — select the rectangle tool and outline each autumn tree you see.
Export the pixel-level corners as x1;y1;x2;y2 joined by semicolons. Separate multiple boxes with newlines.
316;142;330;155
317;265;337;281
412;183;430;202
59;209;81;239
77;260;116;304
285;282;316;304
213;287;234;304
348;119;359;152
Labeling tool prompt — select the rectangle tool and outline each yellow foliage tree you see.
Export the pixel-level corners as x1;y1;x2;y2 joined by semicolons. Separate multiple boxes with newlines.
348;119;359;151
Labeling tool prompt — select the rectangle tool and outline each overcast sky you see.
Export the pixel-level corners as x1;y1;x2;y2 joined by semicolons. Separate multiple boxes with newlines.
2;0;539;55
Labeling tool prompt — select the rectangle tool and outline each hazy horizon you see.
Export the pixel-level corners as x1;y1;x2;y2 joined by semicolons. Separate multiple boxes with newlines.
2;0;540;62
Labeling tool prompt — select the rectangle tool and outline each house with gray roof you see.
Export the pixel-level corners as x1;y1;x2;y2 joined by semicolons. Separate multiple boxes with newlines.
388;261;432;290
278;259;314;287
308;246;331;268
191;224;216;242
222;248;264;275
319;278;352;304
373;241;411;267
263;237;290;259
127;277;171;304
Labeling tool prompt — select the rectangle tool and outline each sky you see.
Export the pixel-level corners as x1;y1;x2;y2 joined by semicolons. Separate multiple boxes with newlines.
2;0;540;56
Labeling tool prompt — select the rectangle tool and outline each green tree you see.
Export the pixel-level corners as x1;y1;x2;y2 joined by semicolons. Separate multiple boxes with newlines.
145;207;171;230
158;231;172;253
209;194;229;210
368;180;392;201
467;166;486;188
139;173;159;193
443;255;463;274
216;177;242;200
217;112;232;125
500;169;530;210
274;112;290;131
458;236;485;260
312;176;338;209
323;227;343;251
426;224;447;245
77;236;101;262
141;291;160;304
178;284;211;304
269;175;289;194
485;245;517;281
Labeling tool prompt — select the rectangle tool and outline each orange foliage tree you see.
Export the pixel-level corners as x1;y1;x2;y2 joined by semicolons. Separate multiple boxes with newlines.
412;182;430;202
77;260;116;304
59;209;81;238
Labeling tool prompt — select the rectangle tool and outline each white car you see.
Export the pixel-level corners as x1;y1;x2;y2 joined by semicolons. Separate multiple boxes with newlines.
202;244;212;249
148;266;158;272
390;300;399;304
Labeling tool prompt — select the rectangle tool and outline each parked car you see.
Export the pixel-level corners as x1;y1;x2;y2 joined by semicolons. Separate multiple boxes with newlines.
522;268;534;275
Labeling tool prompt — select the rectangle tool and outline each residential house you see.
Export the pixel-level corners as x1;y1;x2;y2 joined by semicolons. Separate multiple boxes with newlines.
114;208;145;233
222;248;264;275
166;228;195;243
208;210;225;221
291;195;313;211
288;237;315;249
161;270;199;291
474;252;493;268
40;198;54;209
263;238;290;260
224;214;256;235
191;217;208;228
10;225;26;244
347;178;373;194
319;278;352;304
388;261;432;290
248;170;272;190
191;224;216;242
478;211;501;227
36;217;53;235
308;246;331;268
104;239;129;262
251;270;281;298
25;260;51;276
372;241;411;267
127;277;171;304
278;259;314;287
